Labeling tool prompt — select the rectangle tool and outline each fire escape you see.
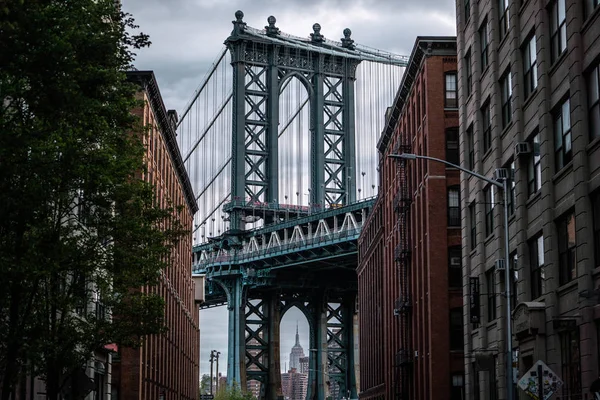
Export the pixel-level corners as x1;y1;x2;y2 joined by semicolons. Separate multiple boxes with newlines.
393;141;413;400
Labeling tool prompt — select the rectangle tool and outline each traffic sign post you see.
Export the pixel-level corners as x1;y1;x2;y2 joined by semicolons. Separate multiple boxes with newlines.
517;360;563;400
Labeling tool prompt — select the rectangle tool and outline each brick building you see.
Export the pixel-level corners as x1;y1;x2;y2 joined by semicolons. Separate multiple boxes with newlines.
358;36;463;400
455;0;600;398
112;71;200;400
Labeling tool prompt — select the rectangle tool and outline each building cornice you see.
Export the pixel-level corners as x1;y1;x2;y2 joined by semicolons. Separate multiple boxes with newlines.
126;70;199;214
377;36;457;154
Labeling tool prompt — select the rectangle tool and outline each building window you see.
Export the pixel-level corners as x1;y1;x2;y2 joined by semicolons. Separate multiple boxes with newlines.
480;19;489;70
557;210;576;285
465;0;471;22
523;34;538;98
484;186;495;237
551;0;567;63
507;160;515;215
446;128;459;165
593;191;600;268
482;101;491;153
528;131;541;195
554;98;572;171
470;202;477;250
500;69;513;128
465;49;473;97
467;124;475;170
448;186;461;227
445;72;458;108
449;246;462;288
560;328;582;398
472;363;481;400
510;252;518;309
499;0;510;39
451;374;465;400
530;234;545;299
486;269;496;321
588;64;600;141
450;307;464;351
490;356;499;400
585;0;600;18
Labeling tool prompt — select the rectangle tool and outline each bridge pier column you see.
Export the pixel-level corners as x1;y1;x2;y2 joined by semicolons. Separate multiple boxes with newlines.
307;293;329;400
342;295;358;399
226;277;246;389
266;294;282;400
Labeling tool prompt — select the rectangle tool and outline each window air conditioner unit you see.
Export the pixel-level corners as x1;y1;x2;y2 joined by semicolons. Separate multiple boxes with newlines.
495;259;506;271
515;142;531;156
494;168;509;181
450;257;461;266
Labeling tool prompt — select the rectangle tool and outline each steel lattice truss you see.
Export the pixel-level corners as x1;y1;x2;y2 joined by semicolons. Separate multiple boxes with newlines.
246;299;270;384
323;76;346;204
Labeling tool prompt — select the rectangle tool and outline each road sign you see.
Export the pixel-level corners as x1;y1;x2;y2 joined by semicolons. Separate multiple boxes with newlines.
518;360;563;400
199;395;214;400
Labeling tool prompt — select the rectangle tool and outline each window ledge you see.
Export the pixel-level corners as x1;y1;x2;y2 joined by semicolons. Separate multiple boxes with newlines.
444;107;459;112
526;190;541;207
522;88;538;109
482;147;493;162
470;248;477;257
486;320;498;329
481;64;491;81
586;135;600;153
498;33;510;54
519;0;531;16
465;92;474;105
501;120;514;138
447;226;461;230
549;51;567;77
556;279;578;296
552;160;573;184
582;5;600;33
484;233;496;245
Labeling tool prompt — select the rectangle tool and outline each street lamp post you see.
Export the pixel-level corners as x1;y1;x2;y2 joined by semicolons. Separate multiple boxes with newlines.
388;152;513;400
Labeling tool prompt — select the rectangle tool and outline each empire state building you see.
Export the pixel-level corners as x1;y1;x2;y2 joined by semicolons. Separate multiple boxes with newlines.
289;323;305;370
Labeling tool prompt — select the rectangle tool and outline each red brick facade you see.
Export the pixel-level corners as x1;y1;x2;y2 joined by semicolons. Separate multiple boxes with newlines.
113;71;199;400
358;37;463;400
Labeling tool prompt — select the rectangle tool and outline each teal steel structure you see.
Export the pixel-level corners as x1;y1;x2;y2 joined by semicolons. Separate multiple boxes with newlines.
192;11;407;400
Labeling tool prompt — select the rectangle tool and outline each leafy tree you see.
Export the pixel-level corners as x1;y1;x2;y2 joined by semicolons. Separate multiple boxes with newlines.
0;1;183;399
200;374;211;395
213;382;256;400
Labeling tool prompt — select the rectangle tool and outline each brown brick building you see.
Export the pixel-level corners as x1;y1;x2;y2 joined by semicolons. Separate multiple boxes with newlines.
455;0;600;399
358;37;464;400
112;71;200;400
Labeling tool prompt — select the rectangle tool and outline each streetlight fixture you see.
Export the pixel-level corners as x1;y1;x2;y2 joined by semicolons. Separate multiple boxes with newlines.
388;152;514;400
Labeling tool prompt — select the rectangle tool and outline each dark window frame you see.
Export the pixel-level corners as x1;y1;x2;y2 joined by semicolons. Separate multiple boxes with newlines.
554;98;572;171
446;127;460;166
470;202;477;250
484;186;495;237
528;131;541;195
499;0;510;39
510;251;518;309
550;0;567;63
480;19;489;69
585;0;600;18
560;328;582;398
530;234;545;299
486;268;496;321
482;101;492;153
557;210;577;285
467;124;475;170
445;72;458;108
448;246;462;288
465;0;471;22
465;49;473;97
507;160;515;215
500;69;513;128
588;64;600;141
523;34;538;98
450;307;464;351
448;185;461;227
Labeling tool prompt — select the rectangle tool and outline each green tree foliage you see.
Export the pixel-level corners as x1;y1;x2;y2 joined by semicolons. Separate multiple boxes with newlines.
0;1;183;398
200;374;211;395
213;383;256;400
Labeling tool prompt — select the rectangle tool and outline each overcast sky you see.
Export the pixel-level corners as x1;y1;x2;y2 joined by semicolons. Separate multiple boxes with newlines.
120;0;456;380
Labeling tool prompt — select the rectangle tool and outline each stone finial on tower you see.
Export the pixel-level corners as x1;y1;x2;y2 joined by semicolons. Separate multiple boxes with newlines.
231;10;246;36
265;15;280;37
341;28;355;50
310;23;324;43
